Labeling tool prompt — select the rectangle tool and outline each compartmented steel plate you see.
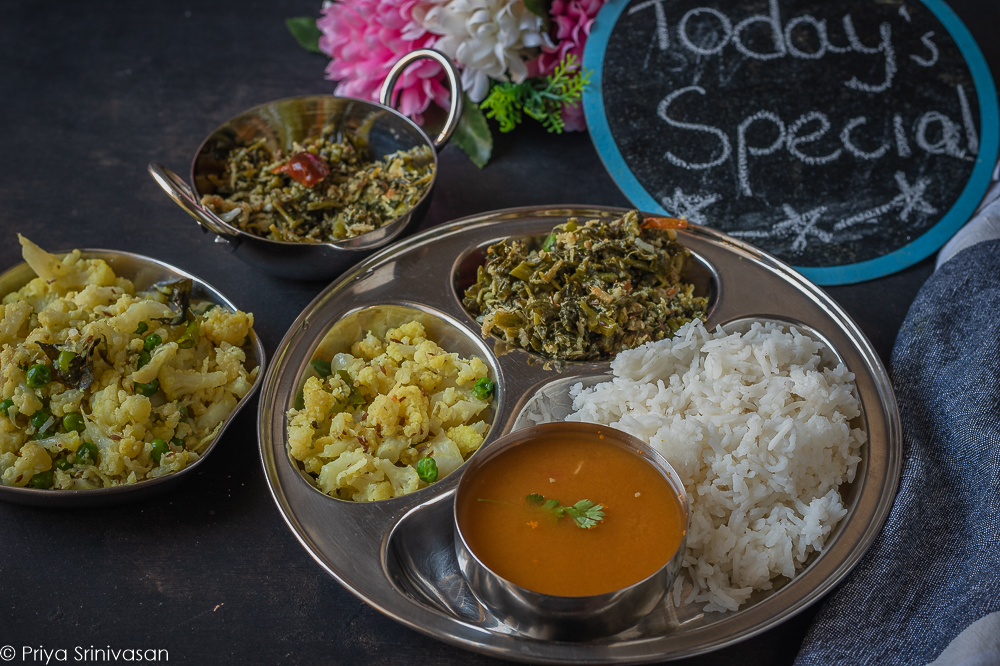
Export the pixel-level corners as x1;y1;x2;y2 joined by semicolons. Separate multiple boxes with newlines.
258;206;900;663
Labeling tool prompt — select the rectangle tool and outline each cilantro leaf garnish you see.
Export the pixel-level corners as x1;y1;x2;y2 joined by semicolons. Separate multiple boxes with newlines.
564;499;605;529
525;493;605;529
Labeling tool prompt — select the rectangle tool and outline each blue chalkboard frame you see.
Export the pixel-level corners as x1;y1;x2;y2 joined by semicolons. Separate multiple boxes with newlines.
582;0;999;285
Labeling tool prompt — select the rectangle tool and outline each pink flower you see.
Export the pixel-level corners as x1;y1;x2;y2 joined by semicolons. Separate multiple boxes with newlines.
526;0;605;131
528;0;605;78
318;0;450;124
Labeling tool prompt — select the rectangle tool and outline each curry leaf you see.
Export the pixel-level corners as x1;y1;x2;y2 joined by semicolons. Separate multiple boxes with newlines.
451;95;493;168
286;17;322;54
154;279;193;326
36;340;98;390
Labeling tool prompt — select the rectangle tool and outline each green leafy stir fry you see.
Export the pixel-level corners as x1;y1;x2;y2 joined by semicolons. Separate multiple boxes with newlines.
526;493;605;529
462;210;708;362
200;124;435;243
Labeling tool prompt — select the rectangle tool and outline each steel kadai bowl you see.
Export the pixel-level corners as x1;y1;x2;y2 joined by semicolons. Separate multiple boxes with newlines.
0;249;266;508
258;206;901;663
149;49;462;281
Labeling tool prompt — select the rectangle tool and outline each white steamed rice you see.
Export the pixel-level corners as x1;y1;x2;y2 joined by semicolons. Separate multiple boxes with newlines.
566;320;865;613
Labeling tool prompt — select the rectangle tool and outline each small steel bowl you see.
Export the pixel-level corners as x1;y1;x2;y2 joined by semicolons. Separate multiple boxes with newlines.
454;422;690;641
0;249;267;507
149;49;462;281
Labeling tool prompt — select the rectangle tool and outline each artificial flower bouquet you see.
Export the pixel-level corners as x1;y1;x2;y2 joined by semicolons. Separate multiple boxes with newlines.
287;0;605;166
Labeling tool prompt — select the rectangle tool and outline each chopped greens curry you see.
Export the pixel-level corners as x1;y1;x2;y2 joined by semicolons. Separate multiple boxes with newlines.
462;211;708;361
200;125;434;242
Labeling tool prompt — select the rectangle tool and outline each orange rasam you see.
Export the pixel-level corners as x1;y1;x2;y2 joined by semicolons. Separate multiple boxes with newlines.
456;431;686;597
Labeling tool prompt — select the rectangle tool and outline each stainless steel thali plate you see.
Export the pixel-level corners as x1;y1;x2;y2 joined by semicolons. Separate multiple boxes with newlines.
258;206;901;663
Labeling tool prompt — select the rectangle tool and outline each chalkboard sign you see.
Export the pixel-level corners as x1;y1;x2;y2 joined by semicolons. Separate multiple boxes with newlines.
583;0;998;284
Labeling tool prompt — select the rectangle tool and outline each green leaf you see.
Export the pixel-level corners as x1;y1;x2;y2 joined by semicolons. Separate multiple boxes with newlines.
451;95;493;168
564;499;605;529
523;0;551;19
286;17;322;54
525;493;605;528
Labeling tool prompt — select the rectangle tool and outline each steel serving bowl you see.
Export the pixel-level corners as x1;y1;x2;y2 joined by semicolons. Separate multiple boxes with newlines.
0;249;267;508
149;49;462;281
454;422;690;641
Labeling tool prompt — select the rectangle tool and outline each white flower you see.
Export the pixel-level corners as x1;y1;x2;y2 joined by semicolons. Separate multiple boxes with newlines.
416;0;553;102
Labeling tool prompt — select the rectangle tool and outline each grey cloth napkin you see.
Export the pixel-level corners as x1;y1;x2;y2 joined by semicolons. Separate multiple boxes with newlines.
794;234;1000;665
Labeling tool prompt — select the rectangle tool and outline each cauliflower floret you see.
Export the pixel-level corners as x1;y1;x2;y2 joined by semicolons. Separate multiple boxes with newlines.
0;431;25;456
13;385;44;417
109;298;175;336
90;380;151;430
132;342;178;384
18;235;116;291
354;363;396;397
349;472;393;502
412;340;455;374
375;435;408;464
196;393;237;432
317;450;374;494
301;376;342;423
72;285;125;313
367;384;429;444
430;388;488;428
0;300;31;347
48;387;85;417
148;450;198;478
351;332;383;360
423;431;464;478
158;366;227;400
33;431;81;456
214;343;247;382
2;441;52;486
378;459;420;497
446;424;486;456
386;321;426;345
455;356;490;386
200;307;253;347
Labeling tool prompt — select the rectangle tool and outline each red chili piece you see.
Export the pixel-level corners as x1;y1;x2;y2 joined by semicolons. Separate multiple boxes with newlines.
271;152;329;187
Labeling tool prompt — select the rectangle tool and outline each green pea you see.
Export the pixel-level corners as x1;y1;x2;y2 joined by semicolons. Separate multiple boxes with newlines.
137;350;151;369
30;408;51;430
471;377;495;400
311;359;332;377
62;412;85;433
134;321;148;335
28;470;54;489
150;438;169;463
416;456;438;483
135;379;159;397
170;436;185;450
56;350;76;373
76;441;99;466
143;333;162;351
54;456;73;471
26;364;52;388
0;398;14;418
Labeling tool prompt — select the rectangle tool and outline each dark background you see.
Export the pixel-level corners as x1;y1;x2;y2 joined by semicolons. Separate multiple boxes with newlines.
0;1;996;664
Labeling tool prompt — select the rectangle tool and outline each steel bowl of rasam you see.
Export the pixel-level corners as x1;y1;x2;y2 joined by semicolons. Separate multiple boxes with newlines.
453;421;689;640
149;49;461;281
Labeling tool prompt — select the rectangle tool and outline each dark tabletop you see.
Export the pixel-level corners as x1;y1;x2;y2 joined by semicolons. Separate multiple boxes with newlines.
1;1;997;664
